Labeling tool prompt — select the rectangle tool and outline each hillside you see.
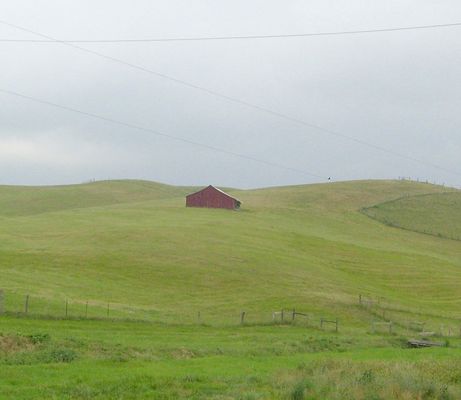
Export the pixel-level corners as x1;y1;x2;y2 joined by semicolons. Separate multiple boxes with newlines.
362;192;461;241
2;179;461;399
0;179;459;327
0;180;193;217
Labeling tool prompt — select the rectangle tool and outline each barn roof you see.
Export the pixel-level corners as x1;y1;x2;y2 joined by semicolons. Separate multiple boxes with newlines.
187;185;242;203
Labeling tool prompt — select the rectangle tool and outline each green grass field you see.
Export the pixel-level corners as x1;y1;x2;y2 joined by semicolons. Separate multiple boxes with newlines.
362;192;461;241
1;179;460;399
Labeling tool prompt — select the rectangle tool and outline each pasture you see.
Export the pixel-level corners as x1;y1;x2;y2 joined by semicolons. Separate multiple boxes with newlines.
0;179;460;398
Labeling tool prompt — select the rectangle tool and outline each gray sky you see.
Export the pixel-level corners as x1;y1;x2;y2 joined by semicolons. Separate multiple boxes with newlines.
1;0;460;188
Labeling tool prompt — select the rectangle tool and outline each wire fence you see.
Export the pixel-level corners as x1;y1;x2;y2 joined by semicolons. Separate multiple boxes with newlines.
1;289;460;339
0;288;345;330
358;293;461;338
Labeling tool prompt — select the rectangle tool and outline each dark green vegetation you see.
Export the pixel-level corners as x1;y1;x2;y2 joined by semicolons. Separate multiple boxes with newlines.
0;179;460;398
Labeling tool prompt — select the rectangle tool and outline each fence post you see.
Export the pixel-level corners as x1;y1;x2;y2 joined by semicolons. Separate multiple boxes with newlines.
24;294;29;314
320;318;324;329
240;311;246;325
292;308;295;322
0;290;3;314
359;294;362;305
335;318;338;333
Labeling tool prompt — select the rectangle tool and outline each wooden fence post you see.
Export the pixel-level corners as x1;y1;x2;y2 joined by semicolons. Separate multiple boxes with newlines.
0;290;3;314
292;309;295;322
320;318;324;329
240;311;246;325
359;294;362;305
24;294;29;314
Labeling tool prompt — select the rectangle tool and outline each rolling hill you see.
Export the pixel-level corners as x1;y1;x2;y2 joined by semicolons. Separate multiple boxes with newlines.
0;179;459;327
0;180;194;217
1;178;461;399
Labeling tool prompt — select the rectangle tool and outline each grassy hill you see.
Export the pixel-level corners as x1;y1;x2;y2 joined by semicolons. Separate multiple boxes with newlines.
1;179;461;399
0;179;459;323
362;192;461;241
0;180;194;217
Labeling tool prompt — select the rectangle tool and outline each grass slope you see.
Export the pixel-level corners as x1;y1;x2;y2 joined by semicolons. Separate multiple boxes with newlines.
0;180;193;217
0;179;459;324
362;192;461;241
1;179;461;398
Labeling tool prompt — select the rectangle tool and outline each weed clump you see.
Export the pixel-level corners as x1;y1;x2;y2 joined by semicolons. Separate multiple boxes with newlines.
290;383;305;400
26;333;50;344
41;348;77;363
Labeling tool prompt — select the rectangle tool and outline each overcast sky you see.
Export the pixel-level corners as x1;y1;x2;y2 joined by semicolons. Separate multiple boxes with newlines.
0;1;460;188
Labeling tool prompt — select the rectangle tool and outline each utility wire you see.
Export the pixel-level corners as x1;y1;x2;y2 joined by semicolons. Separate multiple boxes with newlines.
0;88;327;180
1;19;460;178
1;21;461;42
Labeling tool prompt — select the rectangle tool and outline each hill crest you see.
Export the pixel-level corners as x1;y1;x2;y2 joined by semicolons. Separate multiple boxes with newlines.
0;179;455;216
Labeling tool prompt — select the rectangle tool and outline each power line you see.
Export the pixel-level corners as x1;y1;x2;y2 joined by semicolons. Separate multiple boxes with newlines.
0;88;327;180
1;21;461;43
1;19;460;178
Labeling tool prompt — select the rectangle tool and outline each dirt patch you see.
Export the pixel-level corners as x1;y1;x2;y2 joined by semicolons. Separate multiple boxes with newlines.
0;334;37;355
171;348;196;359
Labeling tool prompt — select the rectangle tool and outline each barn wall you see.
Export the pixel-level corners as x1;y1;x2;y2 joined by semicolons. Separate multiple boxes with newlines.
186;186;237;209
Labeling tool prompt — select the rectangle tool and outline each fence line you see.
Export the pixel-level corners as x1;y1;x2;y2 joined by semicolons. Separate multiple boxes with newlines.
1;289;460;337
320;317;339;332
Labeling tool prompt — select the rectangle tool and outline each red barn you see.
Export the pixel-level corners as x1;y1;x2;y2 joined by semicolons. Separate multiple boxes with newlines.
186;185;241;210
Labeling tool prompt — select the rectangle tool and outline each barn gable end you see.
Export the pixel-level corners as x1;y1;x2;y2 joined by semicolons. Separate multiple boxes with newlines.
185;185;241;210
